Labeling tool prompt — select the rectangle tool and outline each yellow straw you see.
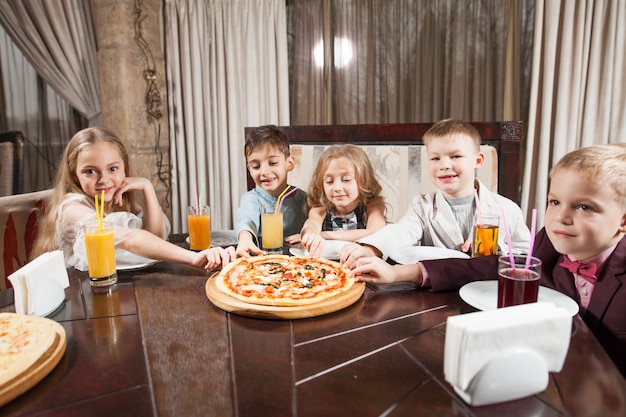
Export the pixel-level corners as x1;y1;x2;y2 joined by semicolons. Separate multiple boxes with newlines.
95;194;100;231
275;186;291;213
95;190;104;231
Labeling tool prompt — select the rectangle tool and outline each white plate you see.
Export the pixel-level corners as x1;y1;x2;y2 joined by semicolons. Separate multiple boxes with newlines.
390;246;470;264
289;240;351;260
117;259;159;271
185;230;238;247
459;280;579;316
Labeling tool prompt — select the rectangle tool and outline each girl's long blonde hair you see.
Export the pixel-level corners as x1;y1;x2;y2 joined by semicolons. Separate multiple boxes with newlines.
31;127;136;258
307;144;383;211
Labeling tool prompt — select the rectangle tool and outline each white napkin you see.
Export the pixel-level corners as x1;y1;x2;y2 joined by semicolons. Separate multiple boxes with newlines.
445;302;572;393
8;250;69;317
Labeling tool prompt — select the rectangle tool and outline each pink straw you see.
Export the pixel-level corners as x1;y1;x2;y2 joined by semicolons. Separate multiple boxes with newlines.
278;186;297;212
501;207;516;270
525;208;537;270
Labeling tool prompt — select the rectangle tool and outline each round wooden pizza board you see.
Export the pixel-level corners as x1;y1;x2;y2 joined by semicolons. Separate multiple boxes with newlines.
205;274;366;320
0;319;67;407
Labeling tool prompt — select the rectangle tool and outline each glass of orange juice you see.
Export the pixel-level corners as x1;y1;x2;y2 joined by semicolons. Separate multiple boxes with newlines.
472;212;499;257
188;205;211;250
84;220;118;287
261;205;283;254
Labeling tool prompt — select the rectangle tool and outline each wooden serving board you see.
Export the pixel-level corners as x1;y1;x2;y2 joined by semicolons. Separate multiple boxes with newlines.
0;320;67;407
205;275;366;320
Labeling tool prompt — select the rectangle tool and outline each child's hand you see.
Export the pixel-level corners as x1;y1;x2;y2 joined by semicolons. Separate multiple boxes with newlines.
301;233;326;258
351;257;422;285
113;177;153;207
339;243;377;268
235;243;265;258
284;233;301;245
459;237;472;254
196;246;236;271
235;239;264;258
234;231;264;258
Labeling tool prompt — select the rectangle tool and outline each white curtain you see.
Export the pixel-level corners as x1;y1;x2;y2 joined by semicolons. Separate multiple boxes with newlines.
0;0;101;125
523;0;626;228
165;0;290;232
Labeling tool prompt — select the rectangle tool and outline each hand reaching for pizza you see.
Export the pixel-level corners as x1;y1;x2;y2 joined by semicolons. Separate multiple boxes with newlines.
351;256;423;285
194;246;236;271
301;233;326;258
339;243;378;268
235;231;264;258
284;233;301;245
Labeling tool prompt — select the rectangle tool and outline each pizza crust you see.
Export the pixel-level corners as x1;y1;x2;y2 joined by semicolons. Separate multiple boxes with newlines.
215;254;354;307
0;313;58;388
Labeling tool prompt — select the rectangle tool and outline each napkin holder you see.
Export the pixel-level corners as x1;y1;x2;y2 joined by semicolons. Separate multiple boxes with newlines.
453;349;548;406
8;250;69;317
444;302;572;407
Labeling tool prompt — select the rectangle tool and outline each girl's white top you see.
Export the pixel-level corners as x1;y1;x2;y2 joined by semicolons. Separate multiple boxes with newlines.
56;193;170;271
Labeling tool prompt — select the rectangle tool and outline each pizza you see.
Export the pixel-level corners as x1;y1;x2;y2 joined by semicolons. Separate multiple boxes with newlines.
214;254;354;306
0;313;59;388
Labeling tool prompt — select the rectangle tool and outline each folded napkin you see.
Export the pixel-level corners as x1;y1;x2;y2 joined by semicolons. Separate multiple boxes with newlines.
8;250;69;317
445;302;572;405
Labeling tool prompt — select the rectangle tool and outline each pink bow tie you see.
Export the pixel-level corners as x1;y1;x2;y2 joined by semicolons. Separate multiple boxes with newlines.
559;257;598;284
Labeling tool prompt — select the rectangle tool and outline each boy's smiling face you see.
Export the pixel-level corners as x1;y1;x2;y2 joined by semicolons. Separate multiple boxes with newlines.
246;144;294;198
426;135;484;199
545;169;626;261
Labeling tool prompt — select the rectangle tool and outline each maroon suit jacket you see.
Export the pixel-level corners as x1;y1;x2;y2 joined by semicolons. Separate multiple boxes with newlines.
422;228;626;377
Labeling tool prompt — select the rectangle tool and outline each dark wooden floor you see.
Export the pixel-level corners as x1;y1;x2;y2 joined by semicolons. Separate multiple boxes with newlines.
2;255;626;416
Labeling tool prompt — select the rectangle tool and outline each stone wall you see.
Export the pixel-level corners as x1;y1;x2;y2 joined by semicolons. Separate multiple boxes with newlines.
92;0;171;218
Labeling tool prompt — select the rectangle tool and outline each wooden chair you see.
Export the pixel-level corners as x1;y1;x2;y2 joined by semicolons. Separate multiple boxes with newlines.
0;189;52;290
0;131;25;196
245;122;522;222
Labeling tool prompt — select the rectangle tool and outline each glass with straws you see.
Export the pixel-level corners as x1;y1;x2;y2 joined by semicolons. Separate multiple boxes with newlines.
261;186;296;254
85;191;118;287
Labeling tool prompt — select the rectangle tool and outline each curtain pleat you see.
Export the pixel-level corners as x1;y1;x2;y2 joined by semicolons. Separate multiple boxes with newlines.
165;0;290;231
0;0;101;125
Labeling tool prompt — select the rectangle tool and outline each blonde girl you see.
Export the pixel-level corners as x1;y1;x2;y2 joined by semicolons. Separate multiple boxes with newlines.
33;127;234;271
300;144;387;258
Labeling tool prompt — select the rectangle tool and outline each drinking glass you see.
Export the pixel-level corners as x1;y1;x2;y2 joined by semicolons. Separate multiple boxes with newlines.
472;213;500;257
84;220;118;287
188;205;211;250
497;255;541;308
261;205;283;254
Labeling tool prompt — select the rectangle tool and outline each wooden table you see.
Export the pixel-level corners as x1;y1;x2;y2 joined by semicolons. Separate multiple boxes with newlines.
2;253;626;416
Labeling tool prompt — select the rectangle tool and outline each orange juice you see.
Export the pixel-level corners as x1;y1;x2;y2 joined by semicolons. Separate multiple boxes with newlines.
85;222;117;286
261;207;283;254
472;213;499;257
188;213;211;250
473;224;499;257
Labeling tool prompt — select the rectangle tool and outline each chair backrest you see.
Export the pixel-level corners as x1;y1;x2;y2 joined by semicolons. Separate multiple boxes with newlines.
1;189;52;290
244;122;522;222
0;131;25;196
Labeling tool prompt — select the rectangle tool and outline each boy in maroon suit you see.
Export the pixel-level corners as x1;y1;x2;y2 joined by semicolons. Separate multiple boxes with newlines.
346;144;626;377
